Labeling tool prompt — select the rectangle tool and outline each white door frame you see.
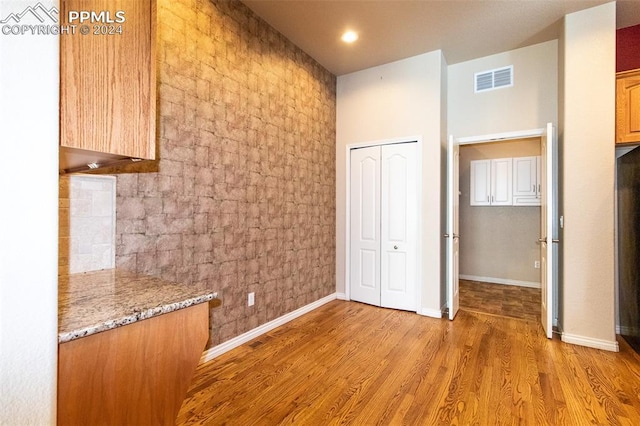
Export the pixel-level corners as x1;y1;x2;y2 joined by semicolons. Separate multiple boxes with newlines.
540;122;555;338
345;136;423;313
457;128;545;145
449;126;558;327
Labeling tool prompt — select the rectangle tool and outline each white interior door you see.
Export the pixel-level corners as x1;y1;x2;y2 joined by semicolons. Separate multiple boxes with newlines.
540;123;555;338
446;135;460;320
350;146;381;306
381;143;417;311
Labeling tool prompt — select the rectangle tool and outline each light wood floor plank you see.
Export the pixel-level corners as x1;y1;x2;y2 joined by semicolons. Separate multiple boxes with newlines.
177;300;640;425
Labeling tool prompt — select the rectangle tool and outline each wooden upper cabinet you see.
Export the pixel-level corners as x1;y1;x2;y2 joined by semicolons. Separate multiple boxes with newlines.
59;0;156;172
616;69;640;145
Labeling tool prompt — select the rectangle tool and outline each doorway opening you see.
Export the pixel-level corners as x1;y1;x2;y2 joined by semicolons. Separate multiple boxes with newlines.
458;138;541;322
446;124;557;338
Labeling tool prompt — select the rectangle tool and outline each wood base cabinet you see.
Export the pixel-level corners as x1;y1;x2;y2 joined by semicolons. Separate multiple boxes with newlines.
57;303;208;426
616;68;640;144
59;0;156;172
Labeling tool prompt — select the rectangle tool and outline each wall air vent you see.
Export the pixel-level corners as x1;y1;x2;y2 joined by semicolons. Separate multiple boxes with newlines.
474;65;513;93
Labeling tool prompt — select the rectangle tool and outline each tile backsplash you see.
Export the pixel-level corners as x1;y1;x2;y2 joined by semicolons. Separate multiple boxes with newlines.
59;175;116;274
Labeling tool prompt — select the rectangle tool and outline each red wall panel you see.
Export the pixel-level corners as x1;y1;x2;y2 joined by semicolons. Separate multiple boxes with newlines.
617;24;640;72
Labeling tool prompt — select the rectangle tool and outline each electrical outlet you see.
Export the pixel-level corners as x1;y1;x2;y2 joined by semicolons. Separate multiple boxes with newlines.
248;292;255;306
534;261;540;269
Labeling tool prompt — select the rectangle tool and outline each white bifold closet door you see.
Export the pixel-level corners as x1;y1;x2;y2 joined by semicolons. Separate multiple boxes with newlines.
350;142;417;311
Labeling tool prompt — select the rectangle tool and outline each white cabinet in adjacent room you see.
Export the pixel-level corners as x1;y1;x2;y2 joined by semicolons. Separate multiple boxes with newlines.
470;158;513;206
513;156;541;206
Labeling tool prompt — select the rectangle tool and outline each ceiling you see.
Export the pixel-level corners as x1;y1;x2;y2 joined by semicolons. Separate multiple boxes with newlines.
241;0;640;76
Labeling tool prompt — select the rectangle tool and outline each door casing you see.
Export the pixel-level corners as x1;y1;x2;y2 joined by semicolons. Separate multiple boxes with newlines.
449;126;558;330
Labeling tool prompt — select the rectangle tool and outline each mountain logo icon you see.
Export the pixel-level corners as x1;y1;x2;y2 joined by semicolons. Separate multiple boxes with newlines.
0;2;59;24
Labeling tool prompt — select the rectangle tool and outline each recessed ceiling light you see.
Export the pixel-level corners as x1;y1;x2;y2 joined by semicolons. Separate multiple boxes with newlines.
341;30;358;43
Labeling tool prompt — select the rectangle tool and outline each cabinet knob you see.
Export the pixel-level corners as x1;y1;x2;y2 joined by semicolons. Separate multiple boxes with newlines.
394;245;398;250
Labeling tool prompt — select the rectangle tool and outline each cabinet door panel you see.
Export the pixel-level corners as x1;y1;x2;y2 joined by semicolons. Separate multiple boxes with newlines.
513;156;537;197
616;69;640;144
627;84;640;138
536;155;541;198
491;158;512;206
513;156;541;206
470;160;491;206
60;0;156;162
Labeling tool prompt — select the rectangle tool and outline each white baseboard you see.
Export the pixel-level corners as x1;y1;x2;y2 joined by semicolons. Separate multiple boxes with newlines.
200;293;337;363
336;292;348;300
460;274;541;289
419;307;443;318
561;332;619;352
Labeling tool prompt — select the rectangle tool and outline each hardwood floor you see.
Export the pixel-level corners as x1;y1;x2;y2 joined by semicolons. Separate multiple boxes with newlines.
177;300;640;425
459;279;541;322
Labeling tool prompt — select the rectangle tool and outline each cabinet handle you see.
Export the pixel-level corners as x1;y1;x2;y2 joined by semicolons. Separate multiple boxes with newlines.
538;184;541;193
487;195;490;203
533;184;535;192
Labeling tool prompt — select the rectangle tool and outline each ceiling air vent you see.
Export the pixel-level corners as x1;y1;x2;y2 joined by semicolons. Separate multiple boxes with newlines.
474;65;513;93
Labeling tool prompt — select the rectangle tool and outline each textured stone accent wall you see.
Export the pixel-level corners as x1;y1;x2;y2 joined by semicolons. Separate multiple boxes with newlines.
115;0;336;346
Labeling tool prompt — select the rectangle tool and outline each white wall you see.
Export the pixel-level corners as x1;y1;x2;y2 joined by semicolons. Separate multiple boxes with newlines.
0;1;59;423
336;51;447;316
448;40;558;138
560;2;617;351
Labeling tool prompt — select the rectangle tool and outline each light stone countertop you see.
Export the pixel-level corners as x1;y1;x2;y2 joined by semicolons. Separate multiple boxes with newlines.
58;269;219;343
